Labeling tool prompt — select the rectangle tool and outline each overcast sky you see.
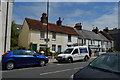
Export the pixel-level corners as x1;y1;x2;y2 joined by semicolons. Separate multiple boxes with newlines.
12;1;119;30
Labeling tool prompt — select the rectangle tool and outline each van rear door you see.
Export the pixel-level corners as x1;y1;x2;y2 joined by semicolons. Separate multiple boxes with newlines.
79;48;89;59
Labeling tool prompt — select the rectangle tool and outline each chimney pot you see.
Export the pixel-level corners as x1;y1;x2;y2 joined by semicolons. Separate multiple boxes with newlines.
56;17;62;26
41;13;48;23
74;22;82;30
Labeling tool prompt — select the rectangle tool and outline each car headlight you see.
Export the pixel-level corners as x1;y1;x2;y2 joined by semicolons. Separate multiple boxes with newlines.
70;75;74;80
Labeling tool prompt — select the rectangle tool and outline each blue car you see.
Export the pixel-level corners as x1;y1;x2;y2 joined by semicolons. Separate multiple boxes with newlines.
2;50;49;70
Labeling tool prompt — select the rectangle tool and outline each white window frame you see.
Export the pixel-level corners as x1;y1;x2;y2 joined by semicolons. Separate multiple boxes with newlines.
52;32;56;40
52;45;56;51
40;31;45;39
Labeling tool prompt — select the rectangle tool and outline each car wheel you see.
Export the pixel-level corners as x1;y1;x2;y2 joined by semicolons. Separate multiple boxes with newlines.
6;62;15;70
68;58;72;63
84;56;89;61
39;60;46;67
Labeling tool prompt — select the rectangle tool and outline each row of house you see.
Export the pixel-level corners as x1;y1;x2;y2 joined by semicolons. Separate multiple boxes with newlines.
18;13;114;54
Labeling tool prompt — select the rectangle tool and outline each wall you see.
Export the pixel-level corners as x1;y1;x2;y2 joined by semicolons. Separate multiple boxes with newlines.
29;29;78;52
0;0;14;60
18;20;30;49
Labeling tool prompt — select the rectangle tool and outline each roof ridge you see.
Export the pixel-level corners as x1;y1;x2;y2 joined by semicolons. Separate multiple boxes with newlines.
25;17;75;29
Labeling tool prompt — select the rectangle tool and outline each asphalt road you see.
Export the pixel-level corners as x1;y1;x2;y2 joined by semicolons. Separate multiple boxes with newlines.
1;58;95;80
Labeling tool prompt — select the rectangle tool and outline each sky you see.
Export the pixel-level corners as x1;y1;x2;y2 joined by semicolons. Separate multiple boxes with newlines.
12;1;119;30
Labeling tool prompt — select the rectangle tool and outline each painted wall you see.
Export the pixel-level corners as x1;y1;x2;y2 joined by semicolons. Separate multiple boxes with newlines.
0;0;14;60
29;29;78;52
18;20;30;49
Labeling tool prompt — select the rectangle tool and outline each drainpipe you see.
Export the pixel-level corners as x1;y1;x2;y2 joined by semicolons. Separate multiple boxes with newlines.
4;1;9;53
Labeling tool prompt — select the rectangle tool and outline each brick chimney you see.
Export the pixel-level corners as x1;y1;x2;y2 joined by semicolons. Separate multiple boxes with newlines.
41;13;48;23
56;17;62;26
103;27;109;33
74;23;82;30
92;27;99;34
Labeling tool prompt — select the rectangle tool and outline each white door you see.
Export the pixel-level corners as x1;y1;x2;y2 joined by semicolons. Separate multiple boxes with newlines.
79;48;88;59
72;48;80;61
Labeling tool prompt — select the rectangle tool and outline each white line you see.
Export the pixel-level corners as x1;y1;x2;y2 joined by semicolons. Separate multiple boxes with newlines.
40;67;83;76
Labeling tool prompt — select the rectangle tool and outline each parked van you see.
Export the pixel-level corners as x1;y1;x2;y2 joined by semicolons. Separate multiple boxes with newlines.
56;46;89;63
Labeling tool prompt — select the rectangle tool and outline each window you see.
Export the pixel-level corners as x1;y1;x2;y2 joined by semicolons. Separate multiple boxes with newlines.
52;45;56;51
52;32;56;40
72;49;78;55
40;31;45;39
12;51;24;55
64;48;73;54
68;34;71;42
79;48;88;53
24;51;35;55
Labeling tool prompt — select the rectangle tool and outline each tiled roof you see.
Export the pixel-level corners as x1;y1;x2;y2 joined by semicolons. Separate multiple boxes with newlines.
75;29;109;41
100;31;114;40
25;18;78;36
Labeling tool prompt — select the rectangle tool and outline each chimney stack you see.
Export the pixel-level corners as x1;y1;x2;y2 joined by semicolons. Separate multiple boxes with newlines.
92;27;99;34
74;23;82;30
41;13;48;23
103;27;109;33
56;17;62;26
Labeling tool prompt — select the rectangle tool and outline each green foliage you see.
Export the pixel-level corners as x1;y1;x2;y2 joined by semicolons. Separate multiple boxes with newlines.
107;48;117;52
10;46;26;50
10;21;19;47
54;51;59;56
39;47;52;56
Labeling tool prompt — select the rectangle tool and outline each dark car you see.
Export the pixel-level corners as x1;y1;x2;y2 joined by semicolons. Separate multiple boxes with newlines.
2;50;49;70
72;53;120;80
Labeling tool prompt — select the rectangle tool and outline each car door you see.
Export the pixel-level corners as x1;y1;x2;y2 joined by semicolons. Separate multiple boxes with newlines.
24;51;39;65
72;48;79;61
12;50;28;66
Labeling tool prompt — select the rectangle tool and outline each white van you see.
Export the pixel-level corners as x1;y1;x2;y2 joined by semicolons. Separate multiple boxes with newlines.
56;46;90;63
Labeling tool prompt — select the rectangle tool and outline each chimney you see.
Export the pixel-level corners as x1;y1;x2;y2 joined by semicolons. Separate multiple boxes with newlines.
92;27;99;34
41;13;48;23
103;27;109;33
56;17;62;26
74;23;82;30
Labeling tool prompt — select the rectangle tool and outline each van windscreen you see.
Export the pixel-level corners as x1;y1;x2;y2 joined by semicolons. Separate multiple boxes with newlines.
79;48;88;53
64;48;73;54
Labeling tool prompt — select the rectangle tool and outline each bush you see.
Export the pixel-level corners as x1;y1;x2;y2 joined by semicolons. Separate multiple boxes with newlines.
10;46;26;50
54;51;59;56
107;48;117;52
10;46;20;50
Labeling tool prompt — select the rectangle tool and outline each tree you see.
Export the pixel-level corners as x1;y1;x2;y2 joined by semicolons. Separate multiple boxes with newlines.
10;21;19;47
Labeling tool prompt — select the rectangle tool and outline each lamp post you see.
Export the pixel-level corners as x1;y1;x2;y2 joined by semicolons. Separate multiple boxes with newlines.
45;0;49;56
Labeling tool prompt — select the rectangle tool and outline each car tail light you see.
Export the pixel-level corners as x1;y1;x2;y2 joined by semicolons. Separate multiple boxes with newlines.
3;51;10;56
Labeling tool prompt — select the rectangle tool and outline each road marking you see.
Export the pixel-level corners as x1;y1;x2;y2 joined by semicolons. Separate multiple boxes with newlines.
40;67;83;76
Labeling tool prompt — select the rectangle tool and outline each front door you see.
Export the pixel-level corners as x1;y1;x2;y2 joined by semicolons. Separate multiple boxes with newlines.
32;44;37;51
58;45;61;53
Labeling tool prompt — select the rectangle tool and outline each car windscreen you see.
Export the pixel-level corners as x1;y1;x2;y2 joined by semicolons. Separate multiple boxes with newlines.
64;48;73;54
89;54;120;73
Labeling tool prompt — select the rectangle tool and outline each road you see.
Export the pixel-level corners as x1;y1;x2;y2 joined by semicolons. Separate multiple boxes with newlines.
1;58;95;80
